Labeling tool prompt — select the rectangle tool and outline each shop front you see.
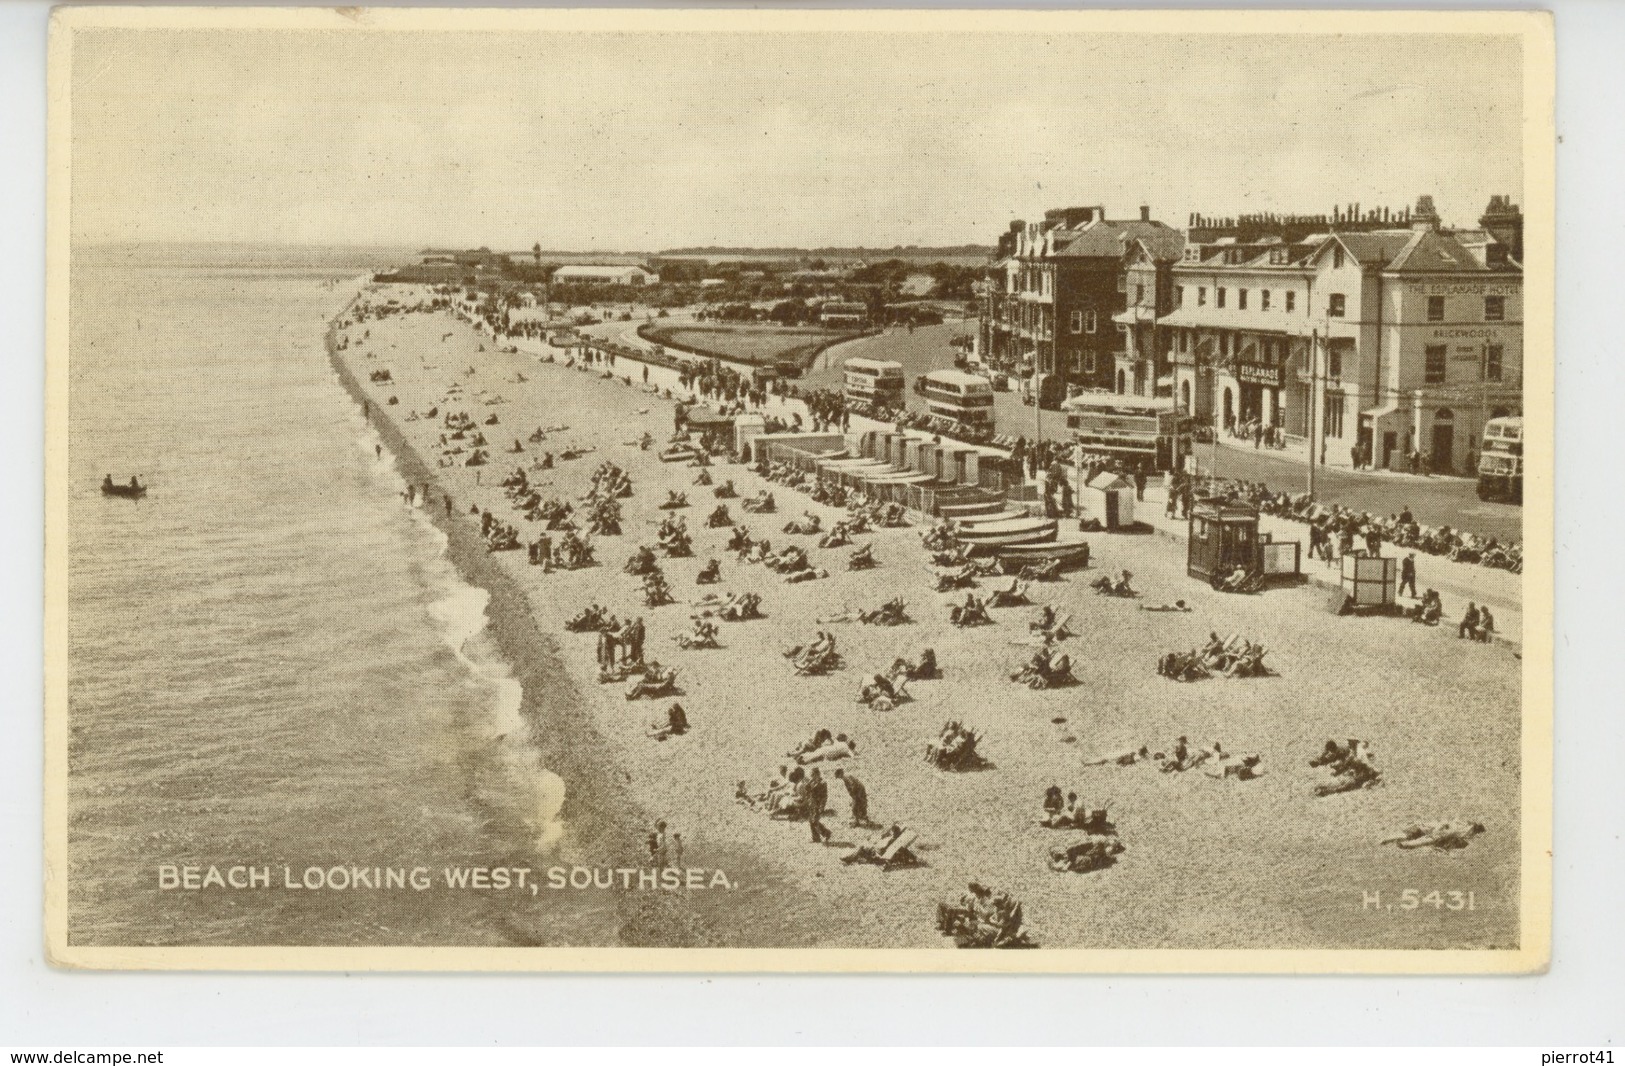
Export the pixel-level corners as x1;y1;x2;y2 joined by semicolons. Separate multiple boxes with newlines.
1235;361;1286;428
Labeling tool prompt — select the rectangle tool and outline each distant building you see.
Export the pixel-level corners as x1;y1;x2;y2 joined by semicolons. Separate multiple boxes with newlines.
550;265;660;286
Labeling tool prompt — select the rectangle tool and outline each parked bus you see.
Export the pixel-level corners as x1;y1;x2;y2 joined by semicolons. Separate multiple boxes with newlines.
1476;415;1523;503
920;369;996;430
1061;391;1184;472
842;357;906;409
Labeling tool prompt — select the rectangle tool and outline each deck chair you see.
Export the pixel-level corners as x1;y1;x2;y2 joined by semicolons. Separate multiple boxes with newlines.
879;829;919;868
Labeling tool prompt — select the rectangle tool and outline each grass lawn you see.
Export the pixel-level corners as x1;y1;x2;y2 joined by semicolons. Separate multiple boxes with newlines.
641;324;865;370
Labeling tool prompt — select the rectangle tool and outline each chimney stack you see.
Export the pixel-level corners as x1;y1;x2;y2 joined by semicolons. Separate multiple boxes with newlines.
1411;194;1440;231
1140;205;1151;222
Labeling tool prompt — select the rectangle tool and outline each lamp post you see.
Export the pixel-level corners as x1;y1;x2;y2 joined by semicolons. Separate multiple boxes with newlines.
1308;328;1320;499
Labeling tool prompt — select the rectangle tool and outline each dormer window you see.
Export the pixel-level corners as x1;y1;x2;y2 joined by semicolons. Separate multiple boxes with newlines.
1269;248;1288;265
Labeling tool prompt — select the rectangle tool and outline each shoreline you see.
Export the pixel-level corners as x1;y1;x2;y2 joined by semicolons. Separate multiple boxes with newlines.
323;302;831;948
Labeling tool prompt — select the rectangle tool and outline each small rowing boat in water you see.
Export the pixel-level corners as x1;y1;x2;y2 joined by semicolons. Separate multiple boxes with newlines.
101;476;146;499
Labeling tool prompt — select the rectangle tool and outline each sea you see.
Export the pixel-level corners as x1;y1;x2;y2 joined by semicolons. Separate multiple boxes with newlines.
65;245;603;946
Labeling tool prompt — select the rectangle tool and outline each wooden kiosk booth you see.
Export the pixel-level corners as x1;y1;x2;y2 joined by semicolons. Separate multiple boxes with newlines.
1187;498;1260;584
1187;497;1304;587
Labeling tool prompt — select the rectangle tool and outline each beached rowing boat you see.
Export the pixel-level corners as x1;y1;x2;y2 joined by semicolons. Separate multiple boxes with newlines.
957;516;1058;548
992;540;1092;570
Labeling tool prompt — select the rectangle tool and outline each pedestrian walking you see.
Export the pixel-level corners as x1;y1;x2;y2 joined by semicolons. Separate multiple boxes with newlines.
807;768;832;843
1133;468;1147;502
444;493;452;516
1399;553;1418;598
834;769;869;827
625;616;646;664
650;820;669;867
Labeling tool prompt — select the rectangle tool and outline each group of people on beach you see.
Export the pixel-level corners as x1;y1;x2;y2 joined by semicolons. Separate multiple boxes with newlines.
345;290;1496;932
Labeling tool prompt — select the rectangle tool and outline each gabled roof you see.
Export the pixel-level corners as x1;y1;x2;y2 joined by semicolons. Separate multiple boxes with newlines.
1053;219;1181;260
1314;229;1521;275
1087;471;1134;491
1387;230;1498;273
1324;231;1417;267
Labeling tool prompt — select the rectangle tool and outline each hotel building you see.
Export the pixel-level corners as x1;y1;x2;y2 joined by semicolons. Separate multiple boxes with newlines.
1154;196;1522;473
980;205;1181;403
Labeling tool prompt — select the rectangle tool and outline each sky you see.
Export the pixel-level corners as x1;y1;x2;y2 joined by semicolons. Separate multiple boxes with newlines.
67;26;1527;251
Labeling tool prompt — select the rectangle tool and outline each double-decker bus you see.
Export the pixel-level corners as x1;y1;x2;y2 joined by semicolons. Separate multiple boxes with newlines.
920;369;996;430
842;357;906;409
1061;391;1184;472
1477;415;1523;503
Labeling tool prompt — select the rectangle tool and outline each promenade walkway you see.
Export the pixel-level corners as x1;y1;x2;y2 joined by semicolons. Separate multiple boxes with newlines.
467;305;1525;639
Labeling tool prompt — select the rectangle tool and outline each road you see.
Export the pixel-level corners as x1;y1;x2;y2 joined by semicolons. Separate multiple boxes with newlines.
801;319;1525;543
581;311;1522;542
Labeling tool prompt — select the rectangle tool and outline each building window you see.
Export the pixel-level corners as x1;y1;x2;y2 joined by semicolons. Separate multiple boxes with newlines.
1261;290;1271;311
1324;390;1346;438
1239;289;1249;310
1084;310;1097;333
1484;295;1505;321
1216;287;1226;309
1180;331;1189;353
1427;295;1445;322
1486;344;1504;382
1069;311;1083;334
1177;286;1185;308
1328;346;1342;379
1084;351;1097;374
1117;275;1127;293
1425;344;1447;384
1333;245;1345;269
1285;291;1296;313
1197;287;1207;307
1136;283;1145;303
1328;293;1346;317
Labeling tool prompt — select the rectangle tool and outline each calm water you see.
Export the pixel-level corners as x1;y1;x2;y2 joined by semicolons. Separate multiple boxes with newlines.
66;252;592;946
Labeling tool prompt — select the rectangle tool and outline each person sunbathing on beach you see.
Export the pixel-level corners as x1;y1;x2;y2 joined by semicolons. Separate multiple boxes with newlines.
788;729;834;759
1141;600;1191;613
1081;744;1152;767
1378;820;1486;850
1205;752;1264;780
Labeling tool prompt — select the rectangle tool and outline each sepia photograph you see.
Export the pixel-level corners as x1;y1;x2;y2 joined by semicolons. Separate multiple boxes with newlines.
44;7;1554;973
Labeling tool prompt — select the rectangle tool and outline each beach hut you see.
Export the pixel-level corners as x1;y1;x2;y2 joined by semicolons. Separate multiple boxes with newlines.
1084;471;1136;530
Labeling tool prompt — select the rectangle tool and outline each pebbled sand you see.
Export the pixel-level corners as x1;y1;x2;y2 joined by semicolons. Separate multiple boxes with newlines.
335;291;1522;951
